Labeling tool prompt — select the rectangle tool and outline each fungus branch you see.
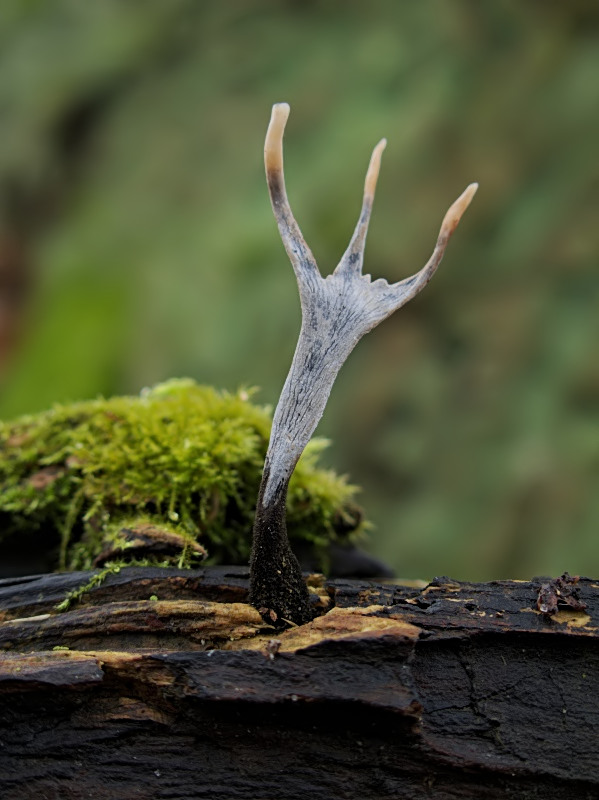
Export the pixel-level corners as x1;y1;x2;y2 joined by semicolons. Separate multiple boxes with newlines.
250;103;477;626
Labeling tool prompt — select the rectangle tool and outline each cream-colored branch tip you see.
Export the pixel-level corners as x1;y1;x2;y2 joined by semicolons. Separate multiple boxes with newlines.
263;103;320;290
364;138;387;200
264;102;290;174
440;182;478;239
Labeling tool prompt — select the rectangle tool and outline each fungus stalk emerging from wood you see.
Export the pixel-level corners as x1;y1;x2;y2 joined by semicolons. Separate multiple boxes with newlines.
249;103;477;626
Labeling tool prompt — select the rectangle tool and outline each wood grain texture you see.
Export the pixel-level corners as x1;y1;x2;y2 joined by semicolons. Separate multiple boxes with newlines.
0;567;597;799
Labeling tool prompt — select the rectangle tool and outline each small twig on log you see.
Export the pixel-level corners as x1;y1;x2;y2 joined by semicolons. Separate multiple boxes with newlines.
250;102;477;625
536;572;587;617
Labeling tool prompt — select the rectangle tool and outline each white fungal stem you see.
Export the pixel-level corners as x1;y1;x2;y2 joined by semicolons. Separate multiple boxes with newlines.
262;102;477;506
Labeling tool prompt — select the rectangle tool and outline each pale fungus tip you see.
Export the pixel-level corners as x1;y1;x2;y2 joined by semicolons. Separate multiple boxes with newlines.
364;138;387;199
265;103;291;174
272;102;290;116
440;182;479;239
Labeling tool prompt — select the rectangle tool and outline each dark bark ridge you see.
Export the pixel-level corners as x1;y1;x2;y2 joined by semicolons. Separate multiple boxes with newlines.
0;566;598;799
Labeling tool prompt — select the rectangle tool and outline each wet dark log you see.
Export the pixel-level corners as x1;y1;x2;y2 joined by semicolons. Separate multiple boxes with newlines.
0;567;598;799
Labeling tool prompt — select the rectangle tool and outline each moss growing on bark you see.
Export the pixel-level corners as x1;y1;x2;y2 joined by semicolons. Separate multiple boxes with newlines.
0;379;365;572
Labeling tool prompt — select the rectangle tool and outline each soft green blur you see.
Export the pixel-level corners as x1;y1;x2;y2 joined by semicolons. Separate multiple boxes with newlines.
0;1;597;580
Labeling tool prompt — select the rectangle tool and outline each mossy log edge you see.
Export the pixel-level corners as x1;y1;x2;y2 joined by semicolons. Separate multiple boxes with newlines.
0;566;597;799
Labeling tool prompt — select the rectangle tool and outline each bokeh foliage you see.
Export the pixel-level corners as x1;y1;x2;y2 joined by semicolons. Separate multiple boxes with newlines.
0;0;597;580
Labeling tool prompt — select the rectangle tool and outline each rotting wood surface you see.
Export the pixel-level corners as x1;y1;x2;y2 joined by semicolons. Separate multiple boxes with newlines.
0;566;597;799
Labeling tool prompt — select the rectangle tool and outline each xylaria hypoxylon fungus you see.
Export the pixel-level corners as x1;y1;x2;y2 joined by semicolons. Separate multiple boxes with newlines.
249;102;477;626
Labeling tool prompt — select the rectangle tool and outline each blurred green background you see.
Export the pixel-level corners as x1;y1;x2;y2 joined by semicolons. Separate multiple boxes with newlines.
0;0;597;580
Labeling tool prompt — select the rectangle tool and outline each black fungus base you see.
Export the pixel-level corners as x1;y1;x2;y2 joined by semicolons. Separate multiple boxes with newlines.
249;474;313;626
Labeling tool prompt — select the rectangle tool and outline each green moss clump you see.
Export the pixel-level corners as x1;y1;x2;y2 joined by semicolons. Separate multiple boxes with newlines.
0;379;365;572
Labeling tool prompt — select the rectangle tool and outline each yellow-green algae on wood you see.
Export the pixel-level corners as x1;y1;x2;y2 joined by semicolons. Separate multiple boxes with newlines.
0;379;365;572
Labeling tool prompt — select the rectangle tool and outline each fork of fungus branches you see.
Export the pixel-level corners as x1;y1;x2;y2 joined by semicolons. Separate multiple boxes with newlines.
250;103;477;626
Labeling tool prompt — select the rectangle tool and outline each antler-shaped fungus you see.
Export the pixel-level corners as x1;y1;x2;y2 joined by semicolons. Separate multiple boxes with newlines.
250;103;477;626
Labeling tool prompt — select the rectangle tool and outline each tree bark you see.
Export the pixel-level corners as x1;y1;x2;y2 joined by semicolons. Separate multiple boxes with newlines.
0;566;597;799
